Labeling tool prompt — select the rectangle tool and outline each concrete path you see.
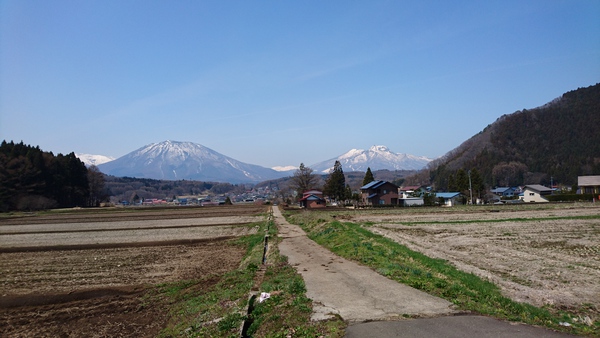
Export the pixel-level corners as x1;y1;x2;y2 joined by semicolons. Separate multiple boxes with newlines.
274;206;455;322
274;206;577;337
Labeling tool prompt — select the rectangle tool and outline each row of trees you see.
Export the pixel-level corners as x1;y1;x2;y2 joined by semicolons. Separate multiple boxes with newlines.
290;161;378;204
0;141;107;211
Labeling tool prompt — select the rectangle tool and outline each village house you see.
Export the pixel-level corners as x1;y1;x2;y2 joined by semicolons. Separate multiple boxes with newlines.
361;180;399;206
521;185;553;202
490;187;518;198
299;190;326;209
398;185;424;206
578;175;600;196
435;192;463;206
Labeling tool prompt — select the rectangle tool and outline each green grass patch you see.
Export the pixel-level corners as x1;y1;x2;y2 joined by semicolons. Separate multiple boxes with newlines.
150;209;345;337
285;210;599;336
244;254;345;338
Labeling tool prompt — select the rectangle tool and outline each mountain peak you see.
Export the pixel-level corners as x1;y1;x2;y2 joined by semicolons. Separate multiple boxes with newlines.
98;140;286;183
369;145;389;152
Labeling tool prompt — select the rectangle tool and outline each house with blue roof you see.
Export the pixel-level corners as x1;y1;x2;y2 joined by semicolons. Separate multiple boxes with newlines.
360;180;399;206
490;187;517;198
435;192;463;206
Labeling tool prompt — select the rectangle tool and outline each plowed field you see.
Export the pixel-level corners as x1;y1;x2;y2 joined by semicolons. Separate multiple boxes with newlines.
0;205;268;337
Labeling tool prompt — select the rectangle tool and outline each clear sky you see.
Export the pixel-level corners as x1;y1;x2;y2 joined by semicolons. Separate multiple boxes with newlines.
1;1;599;168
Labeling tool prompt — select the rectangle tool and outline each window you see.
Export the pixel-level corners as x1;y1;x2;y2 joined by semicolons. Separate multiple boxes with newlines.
529;193;534;196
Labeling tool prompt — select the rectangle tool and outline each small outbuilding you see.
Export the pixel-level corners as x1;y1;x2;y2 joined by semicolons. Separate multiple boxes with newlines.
435;192;462;206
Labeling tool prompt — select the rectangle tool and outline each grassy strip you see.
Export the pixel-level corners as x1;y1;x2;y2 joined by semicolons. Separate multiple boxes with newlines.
286;211;599;337
244;252;345;337
150;215;345;337
154;224;266;337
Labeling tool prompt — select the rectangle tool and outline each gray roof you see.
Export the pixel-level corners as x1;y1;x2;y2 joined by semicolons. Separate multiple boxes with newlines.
578;175;600;186
524;184;552;193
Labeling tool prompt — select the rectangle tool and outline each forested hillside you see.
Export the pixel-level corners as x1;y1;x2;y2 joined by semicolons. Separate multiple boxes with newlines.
407;83;600;189
0;141;92;211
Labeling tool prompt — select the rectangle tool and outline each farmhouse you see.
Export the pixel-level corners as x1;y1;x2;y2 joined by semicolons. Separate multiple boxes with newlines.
361;180;399;205
299;190;326;209
435;192;463;206
490;187;518;197
578;175;600;195
521;185;553;202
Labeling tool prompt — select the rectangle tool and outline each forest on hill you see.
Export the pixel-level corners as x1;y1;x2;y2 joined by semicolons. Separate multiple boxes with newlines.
406;83;600;190
0;141;99;211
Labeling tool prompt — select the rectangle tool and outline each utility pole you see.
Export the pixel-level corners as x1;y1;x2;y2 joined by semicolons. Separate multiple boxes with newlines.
468;170;473;205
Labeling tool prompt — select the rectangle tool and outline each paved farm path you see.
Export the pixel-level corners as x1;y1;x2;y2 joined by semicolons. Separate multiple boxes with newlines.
273;206;455;322
274;206;577;337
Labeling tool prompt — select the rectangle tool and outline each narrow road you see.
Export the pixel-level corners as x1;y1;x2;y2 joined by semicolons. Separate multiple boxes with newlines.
274;206;455;322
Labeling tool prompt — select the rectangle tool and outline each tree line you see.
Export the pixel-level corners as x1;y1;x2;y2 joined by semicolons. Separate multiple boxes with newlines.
0;140;106;211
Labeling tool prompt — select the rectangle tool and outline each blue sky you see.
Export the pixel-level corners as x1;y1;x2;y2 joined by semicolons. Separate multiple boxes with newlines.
1;1;599;168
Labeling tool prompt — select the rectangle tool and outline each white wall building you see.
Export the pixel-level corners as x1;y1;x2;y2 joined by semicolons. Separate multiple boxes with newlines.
521;185;552;203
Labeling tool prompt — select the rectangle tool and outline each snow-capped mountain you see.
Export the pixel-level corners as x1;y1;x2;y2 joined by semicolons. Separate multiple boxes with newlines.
97;140;287;183
75;153;115;166
311;145;432;173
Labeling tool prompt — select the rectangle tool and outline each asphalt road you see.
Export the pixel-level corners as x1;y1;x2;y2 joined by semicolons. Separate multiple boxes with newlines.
346;315;576;338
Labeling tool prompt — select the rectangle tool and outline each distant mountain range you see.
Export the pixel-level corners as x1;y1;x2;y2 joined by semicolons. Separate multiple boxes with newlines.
310;145;431;173
75;153;115;167
92;141;431;183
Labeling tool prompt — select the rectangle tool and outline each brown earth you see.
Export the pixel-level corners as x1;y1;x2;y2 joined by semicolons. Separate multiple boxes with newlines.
0;205;267;337
349;204;600;320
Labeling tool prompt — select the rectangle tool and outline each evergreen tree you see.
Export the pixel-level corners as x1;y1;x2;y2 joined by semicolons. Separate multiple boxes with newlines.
362;167;375;186
456;169;469;192
290;163;318;198
469;168;484;199
323;160;346;202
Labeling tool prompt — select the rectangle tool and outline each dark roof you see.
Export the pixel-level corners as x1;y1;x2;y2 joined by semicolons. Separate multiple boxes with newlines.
524;185;552;193
361;180;392;190
367;193;378;199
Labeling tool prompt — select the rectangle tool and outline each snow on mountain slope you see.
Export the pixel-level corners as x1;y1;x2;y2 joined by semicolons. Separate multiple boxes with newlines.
272;165;297;172
75;153;115;166
311;145;431;173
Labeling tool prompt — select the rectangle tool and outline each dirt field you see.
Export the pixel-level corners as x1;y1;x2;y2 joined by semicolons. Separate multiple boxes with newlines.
349;204;600;319
0;205;268;337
